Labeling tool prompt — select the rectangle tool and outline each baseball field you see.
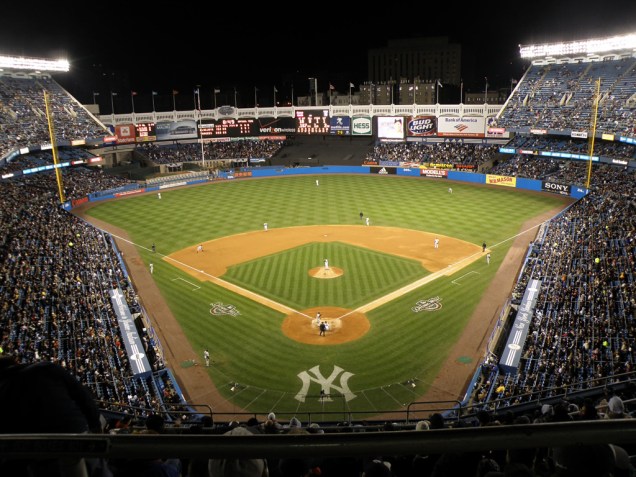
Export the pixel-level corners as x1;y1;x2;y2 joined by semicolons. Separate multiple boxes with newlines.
81;174;572;418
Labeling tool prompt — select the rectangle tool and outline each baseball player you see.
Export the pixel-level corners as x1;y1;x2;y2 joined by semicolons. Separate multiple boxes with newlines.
434;237;439;249
263;222;268;232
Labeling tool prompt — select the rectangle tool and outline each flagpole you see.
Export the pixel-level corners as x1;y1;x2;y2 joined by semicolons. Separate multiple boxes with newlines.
484;77;488;104
214;89;218;109
254;87;258;108
110;92;116;115
172;90;177;111
349;83;352;105
234;87;237;107
291;83;294;106
460;79;463;104
436;80;439;104
273;86;276;107
151;91;156;112
131;91;135;114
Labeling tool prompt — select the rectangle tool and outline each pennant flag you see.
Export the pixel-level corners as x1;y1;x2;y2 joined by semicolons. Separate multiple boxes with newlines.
152;91;158;95
437;79;443;88
93;92;100;96
511;79;518;85
349;82;355;88
214;89;221;94
274;87;278;93
111;92;118;96
329;83;335;90
172;90;179;95
131;91;138;96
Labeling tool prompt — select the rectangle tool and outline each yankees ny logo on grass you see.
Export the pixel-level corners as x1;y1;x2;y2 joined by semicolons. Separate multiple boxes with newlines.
209;302;241;316
295;365;356;402
412;296;443;313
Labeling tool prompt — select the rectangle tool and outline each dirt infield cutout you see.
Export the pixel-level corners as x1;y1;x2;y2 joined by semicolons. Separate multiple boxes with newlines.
166;225;484;344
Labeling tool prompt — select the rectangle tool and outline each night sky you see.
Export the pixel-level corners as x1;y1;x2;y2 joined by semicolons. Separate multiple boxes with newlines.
2;1;635;111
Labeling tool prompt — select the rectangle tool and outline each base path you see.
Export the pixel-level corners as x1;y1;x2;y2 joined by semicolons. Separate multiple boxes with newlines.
76;203;569;417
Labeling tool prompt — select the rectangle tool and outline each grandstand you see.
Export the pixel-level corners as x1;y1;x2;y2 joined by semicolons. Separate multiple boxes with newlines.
1;34;636;476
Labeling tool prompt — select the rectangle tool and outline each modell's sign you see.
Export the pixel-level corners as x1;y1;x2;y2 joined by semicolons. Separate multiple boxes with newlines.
542;181;571;195
420;169;448;178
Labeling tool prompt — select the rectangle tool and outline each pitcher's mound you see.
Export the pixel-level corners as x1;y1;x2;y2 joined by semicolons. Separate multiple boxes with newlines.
282;307;370;345
309;267;344;279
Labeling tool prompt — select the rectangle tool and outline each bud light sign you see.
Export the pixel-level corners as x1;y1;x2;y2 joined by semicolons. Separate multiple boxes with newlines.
408;116;436;136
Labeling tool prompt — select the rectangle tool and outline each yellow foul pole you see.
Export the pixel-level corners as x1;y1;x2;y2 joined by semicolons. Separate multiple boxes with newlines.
44;91;66;203
586;78;601;190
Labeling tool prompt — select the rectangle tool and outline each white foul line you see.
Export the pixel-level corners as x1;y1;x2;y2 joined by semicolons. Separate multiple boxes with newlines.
171;277;201;291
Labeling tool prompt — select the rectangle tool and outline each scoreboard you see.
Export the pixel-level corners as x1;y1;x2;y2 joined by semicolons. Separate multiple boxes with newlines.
295;110;330;135
199;118;257;138
135;122;156;142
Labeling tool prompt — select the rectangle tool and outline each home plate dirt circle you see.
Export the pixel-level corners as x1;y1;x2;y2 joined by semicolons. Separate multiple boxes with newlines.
282;306;370;345
308;267;344;279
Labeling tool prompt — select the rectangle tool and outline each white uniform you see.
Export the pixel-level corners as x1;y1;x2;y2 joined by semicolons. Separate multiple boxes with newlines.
196;244;203;253
365;217;370;226
486;253;491;265
149;263;154;274
316;179;319;186
448;187;452;194
203;349;210;367
434;238;439;249
157;192;162;199
264;222;268;231
324;259;329;270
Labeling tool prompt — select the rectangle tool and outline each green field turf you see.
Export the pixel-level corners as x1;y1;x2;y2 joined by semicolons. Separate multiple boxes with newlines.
86;174;570;416
223;242;427;309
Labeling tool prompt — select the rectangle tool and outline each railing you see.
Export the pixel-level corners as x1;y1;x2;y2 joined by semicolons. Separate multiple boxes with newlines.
2;421;636;460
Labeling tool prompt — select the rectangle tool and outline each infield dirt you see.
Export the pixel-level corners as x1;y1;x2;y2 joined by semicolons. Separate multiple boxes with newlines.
77;203;568;418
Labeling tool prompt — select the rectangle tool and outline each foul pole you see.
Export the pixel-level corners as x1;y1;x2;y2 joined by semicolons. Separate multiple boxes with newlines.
586;78;601;190
44;91;66;203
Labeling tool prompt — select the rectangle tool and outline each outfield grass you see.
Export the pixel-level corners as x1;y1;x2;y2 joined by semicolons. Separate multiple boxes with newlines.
86;175;569;415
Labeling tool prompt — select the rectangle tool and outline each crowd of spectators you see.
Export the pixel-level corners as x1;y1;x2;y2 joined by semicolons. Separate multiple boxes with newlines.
137;139;286;166
365;142;499;167
0;155;187;423
498;57;636;136
0;74;107;159
470;164;636;413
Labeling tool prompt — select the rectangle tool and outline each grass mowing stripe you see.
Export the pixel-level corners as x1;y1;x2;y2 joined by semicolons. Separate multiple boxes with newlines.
86;175;569;414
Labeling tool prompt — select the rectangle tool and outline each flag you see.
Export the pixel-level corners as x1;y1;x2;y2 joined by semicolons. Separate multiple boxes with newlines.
131;91;137;96
329;83;335;90
93;92;100;96
349;82;355;88
214;88;221;94
274;86;278;93
172;90;179;95
437;79;443;88
111;92;118;96
152;91;158;95
511;78;518;85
